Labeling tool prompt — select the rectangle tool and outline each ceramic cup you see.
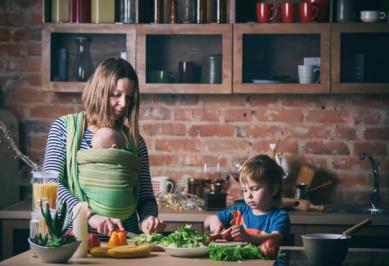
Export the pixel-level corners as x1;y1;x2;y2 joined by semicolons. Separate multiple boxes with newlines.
298;65;320;84
360;10;386;23
151;176;175;195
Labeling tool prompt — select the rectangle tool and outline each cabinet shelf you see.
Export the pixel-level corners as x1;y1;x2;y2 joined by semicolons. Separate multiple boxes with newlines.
233;23;331;94
41;23;136;92
331;23;389;94
136;24;232;94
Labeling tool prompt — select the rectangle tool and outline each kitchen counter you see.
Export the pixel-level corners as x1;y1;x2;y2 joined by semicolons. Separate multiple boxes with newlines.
2;200;389;226
1;246;389;266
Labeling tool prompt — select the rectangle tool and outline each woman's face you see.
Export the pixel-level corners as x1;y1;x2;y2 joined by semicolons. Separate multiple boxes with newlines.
109;78;135;121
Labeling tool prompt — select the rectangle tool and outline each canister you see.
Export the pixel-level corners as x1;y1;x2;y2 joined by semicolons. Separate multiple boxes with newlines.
31;170;59;212
91;0;115;23
202;55;222;84
51;0;69;23
69;0;91;23
118;0;136;23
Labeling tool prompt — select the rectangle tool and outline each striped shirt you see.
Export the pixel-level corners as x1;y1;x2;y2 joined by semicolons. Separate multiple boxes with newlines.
43;117;158;235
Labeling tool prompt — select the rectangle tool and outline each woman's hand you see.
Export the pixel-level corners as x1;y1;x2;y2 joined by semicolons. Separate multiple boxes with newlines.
88;214;124;236
141;216;164;234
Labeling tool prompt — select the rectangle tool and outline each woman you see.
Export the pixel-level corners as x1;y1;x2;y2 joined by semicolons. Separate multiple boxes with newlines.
43;58;163;236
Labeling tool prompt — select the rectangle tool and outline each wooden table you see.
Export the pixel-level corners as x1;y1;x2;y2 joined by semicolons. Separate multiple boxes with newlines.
0;250;275;266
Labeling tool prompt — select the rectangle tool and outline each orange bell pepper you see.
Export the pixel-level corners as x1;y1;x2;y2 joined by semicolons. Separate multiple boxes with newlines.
117;230;128;246
107;231;121;248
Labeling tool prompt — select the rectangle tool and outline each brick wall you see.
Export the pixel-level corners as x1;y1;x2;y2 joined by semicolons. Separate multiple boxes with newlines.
0;0;388;205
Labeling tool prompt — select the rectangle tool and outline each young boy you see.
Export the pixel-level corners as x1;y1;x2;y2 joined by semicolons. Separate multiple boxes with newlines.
91;127;126;149
204;154;290;245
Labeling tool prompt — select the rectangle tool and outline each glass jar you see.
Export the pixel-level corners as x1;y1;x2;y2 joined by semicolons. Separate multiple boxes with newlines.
195;0;206;23
118;0;136;23
295;183;308;199
215;0;227;23
31;170;59;212
177;0;195;23
202;54;222;84
30;212;49;239
72;37;93;82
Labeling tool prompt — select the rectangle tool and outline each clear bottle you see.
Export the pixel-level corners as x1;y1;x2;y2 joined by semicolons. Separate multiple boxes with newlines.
72;37;93;82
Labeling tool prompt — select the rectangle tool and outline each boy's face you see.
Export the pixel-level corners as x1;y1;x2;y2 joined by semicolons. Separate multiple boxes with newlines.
241;178;275;214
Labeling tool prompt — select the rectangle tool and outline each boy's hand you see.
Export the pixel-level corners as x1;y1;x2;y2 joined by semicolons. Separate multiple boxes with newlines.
230;224;250;241
208;215;223;233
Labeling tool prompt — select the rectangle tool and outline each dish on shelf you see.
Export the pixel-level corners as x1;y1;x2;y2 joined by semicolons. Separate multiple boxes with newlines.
159;246;209;257
251;79;283;84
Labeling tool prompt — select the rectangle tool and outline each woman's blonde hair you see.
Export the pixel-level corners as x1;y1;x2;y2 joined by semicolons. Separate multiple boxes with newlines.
82;58;140;146
239;154;285;208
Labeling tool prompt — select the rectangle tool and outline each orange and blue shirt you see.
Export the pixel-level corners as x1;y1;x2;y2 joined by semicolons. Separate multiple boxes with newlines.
217;204;291;243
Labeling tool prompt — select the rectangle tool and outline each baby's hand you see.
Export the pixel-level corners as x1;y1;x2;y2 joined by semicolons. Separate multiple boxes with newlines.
111;144;117;149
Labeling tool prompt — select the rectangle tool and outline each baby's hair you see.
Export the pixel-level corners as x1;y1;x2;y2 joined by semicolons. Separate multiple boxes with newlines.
239;154;285;208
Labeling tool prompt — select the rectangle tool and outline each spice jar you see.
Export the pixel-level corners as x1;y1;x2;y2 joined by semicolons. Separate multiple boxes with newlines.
295;183;308;199
195;0;206;23
118;0;136;23
215;0;227;23
188;178;203;198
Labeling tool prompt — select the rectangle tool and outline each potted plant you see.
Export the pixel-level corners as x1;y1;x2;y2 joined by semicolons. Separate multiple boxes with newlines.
28;201;80;263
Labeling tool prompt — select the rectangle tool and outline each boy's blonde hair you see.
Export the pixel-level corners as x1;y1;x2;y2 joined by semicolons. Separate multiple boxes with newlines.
82;58;140;147
239;154;285;208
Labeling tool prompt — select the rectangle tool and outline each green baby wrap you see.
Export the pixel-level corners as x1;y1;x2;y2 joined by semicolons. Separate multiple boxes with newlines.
62;112;141;220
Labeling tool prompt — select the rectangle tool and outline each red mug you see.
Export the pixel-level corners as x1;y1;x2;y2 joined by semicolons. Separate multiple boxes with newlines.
281;2;296;23
256;2;279;23
299;2;319;23
309;0;330;22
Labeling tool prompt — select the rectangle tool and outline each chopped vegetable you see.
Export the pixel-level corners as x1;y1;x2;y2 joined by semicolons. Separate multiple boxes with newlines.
129;232;164;245
160;225;210;248
209;244;264;261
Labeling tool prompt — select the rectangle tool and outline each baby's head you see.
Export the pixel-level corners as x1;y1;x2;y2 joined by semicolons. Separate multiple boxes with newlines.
91;127;125;149
239;154;285;209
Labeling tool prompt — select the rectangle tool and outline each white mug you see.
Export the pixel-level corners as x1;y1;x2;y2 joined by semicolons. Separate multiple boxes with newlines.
360;10;386;23
151;176;174;195
298;65;320;84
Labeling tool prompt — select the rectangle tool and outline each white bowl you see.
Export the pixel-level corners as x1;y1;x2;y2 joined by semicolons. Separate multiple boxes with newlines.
160;246;209;257
28;238;81;263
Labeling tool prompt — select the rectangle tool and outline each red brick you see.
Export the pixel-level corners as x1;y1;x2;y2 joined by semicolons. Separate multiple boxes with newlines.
206;139;248;152
283;124;332;139
280;95;321;108
53;93;82;104
179;154;220;167
224;109;254;122
13;0;40;9
0;43;24;56
0;14;25;26
333;126;356;140
188;124;234;137
354;97;389;109
305;110;351;124
240;125;282;138
0;28;11;41
174;108;219;121
248;95;279;107
257;109;303;123
354;111;382;126
353;142;386;157
10;86;47;103
31;13;43;25
276;139;299;154
364;128;389;140
252;140;276;156
26;134;47;150
301;155;329;169
29;105;74;119
139;107;171;120
24;73;41;86
203;95;247;107
27;42;41;56
21;57;41;72
12;29;26;42
305;141;350;155
149;154;177;166
155;139;201;152
337;174;369;188
142;123;186;136
331;157;370;170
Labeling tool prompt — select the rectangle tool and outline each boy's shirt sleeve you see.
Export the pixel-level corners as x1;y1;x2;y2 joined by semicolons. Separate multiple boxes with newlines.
216;207;235;228
270;210;291;240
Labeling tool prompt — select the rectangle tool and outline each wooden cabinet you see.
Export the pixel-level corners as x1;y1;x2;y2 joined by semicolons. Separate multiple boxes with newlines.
136;24;232;94
331;23;389;94
233;23;331;94
41;23;136;92
41;1;389;94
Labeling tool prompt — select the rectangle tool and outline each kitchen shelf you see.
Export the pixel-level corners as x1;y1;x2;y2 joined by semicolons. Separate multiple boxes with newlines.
41;23;136;92
331;23;389;94
233;23;331;94
136;24;232;94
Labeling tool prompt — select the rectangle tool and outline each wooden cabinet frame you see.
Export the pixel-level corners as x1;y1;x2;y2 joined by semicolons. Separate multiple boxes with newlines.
136;24;232;94
41;24;136;93
331;23;389;94
233;23;331;94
